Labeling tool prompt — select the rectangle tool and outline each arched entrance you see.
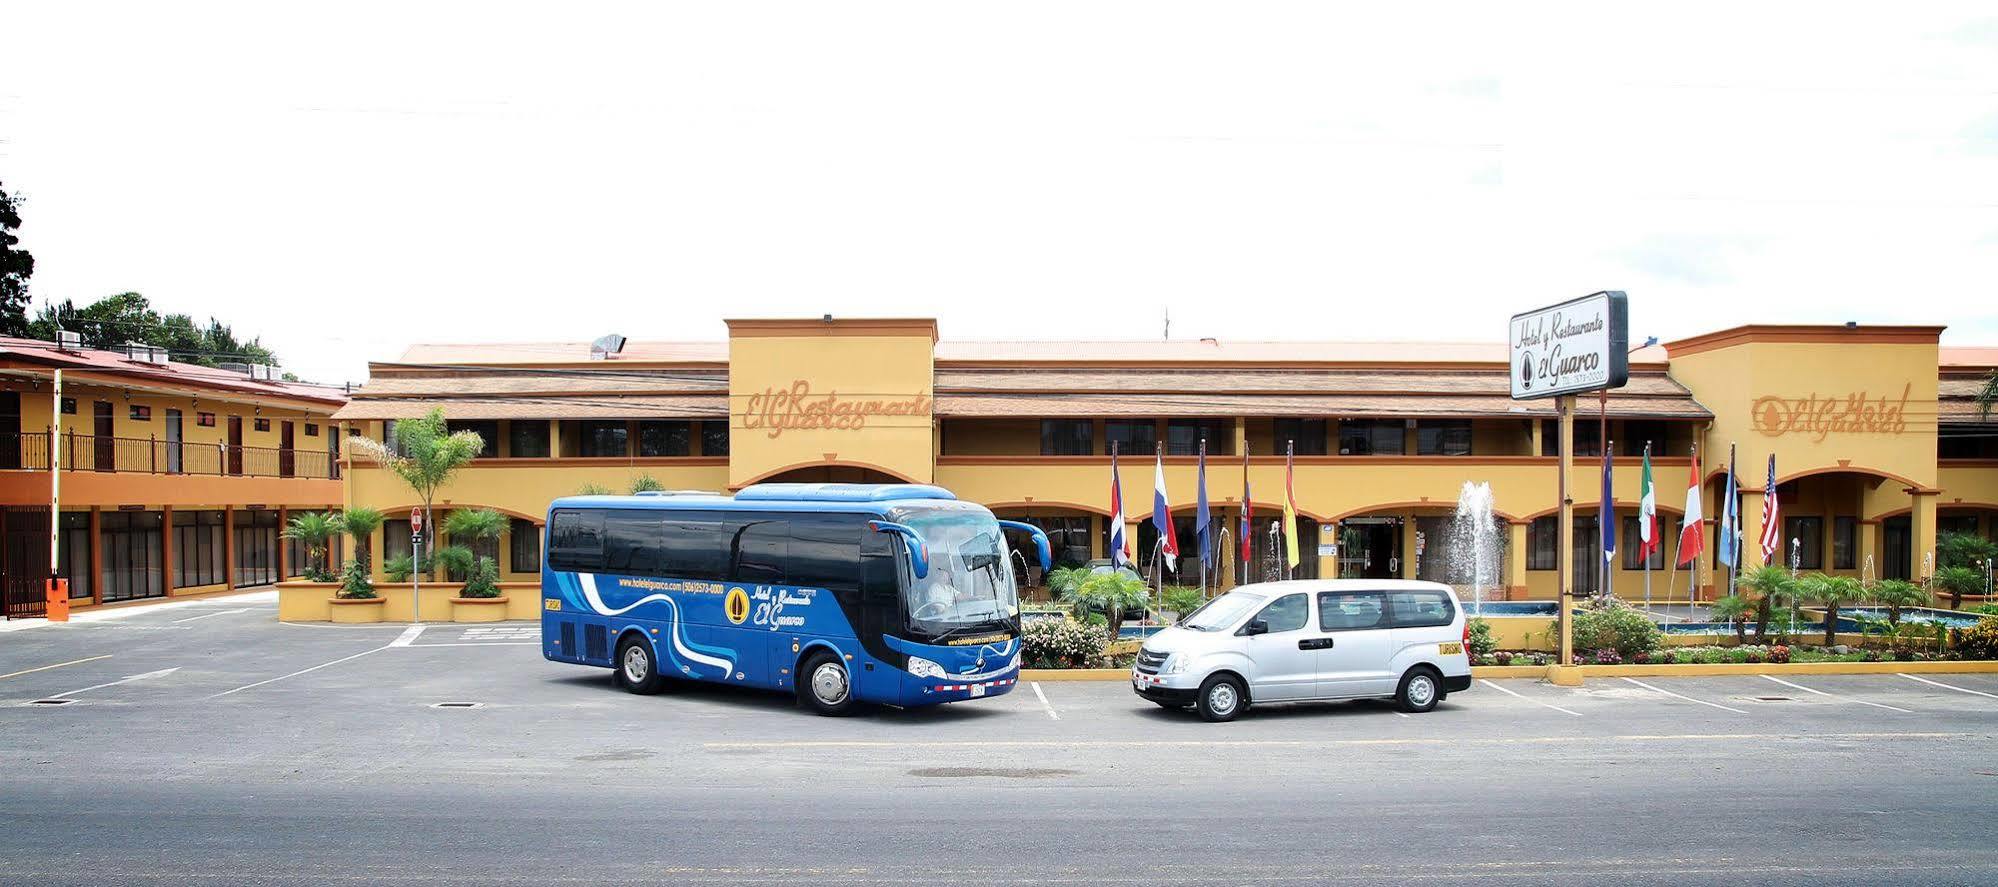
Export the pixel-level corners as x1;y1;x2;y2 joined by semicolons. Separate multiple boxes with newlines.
753;465;908;485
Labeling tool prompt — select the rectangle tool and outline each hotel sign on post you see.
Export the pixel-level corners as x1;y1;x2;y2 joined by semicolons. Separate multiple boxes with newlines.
1509;291;1629;400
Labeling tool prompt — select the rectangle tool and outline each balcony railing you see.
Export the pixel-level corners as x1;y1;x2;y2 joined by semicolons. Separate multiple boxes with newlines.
0;431;339;480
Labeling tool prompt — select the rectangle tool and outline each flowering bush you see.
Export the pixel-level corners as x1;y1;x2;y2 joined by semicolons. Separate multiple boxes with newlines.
1652;650;1676;664
1467;618;1498;661
1768;645;1791;664
1021;618;1109;668
1568;597;1662;659
1593;648;1622;665
1743;651;1764;664
1956;617;1998;661
1632;652;1650;664
1493;651;1513;666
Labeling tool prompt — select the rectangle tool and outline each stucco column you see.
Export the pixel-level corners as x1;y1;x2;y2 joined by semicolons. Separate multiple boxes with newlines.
223;505;236;589
1527;419;1543;457
548;420;563;458
1739;489;1767;570
1316;520;1338;581
161;505;175;596
277;506;290;580
1859;520;1881;580
1232;418;1247;458
1399;513;1419;580
1507;519;1529;599
1912;490;1939;580
88;507;103;605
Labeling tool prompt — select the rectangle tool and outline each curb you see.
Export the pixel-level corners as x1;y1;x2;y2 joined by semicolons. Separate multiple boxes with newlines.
1020;661;1998;682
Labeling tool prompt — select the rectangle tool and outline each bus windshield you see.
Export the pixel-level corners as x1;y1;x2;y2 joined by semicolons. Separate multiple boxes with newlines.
899;509;1019;638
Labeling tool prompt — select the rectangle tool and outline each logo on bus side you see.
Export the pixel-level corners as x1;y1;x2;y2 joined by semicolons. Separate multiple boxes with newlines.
725;588;751;624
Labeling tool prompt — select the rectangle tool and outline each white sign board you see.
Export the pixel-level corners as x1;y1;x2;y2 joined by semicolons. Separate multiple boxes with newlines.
1509;291;1629;400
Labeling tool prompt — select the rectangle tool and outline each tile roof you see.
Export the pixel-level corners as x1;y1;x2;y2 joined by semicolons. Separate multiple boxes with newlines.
0;337;347;406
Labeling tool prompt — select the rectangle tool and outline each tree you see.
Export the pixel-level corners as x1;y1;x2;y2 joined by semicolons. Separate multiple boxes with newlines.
1737;564;1795;643
439;508;507;597
1061;570;1149;640
281;511;342;581
1979;369;1998;420
24;291;281;367
1934;566;1984;612
345;410;483;582
335;506;384;569
1711;594;1752;645
1798;573;1866;646
1868;579;1927;627
0;181;32;336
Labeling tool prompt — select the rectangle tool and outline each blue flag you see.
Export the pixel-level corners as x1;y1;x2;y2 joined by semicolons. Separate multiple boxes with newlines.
1717;444;1740;568
1195;441;1212;569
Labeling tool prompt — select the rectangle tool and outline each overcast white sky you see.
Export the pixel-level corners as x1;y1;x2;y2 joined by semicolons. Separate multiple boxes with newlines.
3;1;1996;385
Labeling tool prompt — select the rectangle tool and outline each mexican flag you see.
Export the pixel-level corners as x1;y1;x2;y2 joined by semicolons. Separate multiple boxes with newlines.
1638;444;1658;560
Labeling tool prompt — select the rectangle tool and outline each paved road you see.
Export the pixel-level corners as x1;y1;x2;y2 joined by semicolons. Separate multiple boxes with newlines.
3;596;1997;885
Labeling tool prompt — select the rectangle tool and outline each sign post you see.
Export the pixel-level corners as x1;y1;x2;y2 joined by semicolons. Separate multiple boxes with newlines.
1510;291;1629;686
410;506;425;624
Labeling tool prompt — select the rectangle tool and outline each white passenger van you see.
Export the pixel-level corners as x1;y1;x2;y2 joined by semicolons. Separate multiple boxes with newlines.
1131;579;1473;721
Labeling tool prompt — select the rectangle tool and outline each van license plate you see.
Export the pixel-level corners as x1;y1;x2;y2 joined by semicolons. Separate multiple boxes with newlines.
1439;642;1463;655
970;683;986;697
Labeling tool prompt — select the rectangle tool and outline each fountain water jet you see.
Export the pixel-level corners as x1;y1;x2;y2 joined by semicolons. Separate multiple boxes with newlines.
1448;481;1502;617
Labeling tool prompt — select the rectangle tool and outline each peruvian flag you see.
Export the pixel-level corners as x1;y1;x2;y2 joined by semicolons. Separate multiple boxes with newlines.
1676;445;1704;567
1637;443;1659;561
1152;450;1178;572
1109;444;1131;568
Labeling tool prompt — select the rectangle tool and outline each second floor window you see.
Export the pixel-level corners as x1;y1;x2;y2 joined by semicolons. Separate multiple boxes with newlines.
576;421;628;457
1166;419;1230;456
637;421;691;456
1273;418;1327;456
447;420;500;458
1040;419;1092;456
1416;420;1472;456
1104;420;1156;456
1542;419;1604;457
508;421;550;458
701;421;730;457
1338;420;1403;455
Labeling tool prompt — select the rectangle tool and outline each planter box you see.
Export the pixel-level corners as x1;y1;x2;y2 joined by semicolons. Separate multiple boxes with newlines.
327;597;386;624
451;596;511;623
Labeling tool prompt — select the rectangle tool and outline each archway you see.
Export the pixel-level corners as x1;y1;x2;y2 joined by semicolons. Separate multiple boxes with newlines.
752;465;908;485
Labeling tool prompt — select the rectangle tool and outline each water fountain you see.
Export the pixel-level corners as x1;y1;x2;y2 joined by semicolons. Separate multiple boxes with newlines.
1861;553;1875;585
1447;481;1502;617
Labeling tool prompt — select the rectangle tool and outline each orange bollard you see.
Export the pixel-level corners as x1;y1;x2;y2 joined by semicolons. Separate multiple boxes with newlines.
45;578;69;622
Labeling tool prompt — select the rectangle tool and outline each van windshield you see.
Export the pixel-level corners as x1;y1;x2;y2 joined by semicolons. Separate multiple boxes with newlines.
900;509;1019;640
1180;591;1265;631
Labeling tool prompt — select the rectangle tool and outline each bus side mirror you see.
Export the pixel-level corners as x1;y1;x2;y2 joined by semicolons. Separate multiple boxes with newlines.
995;520;1052;572
868;520;929;580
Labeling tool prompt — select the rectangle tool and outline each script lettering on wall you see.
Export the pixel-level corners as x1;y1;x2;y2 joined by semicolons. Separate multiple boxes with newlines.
740;380;931;439
1750;383;1915;441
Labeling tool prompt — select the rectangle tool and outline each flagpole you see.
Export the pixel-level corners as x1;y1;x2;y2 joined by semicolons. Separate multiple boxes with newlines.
1643;442;1652;616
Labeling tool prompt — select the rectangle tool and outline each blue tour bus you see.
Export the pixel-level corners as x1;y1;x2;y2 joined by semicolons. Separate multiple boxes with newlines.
540;483;1050;715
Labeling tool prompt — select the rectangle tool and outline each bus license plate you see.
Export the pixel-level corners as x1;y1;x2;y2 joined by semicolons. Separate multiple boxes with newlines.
969;683;986;697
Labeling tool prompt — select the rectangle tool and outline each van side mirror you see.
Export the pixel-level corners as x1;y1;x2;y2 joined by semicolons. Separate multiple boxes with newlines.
1241;618;1269;637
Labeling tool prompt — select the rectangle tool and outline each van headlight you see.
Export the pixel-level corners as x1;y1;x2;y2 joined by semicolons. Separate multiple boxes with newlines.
1163;655;1189;675
907;656;946;679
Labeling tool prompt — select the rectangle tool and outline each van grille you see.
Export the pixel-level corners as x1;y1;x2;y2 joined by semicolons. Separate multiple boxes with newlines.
1135;648;1169;675
583;624;608;662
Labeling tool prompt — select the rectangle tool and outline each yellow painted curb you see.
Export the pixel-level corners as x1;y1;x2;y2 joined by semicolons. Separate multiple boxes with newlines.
1020;661;1998;682
1546;665;1585;686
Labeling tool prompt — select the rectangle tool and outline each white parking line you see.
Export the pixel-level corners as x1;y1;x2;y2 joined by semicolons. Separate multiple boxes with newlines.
1479;679;1583;716
0;655;111;681
1619;677;1749;714
1899;673;1998;700
401;642;539;648
211;646;388;697
171;608;253;623
51;667;179;699
1760;675;1913;713
388;625;426;647
1030;682;1059;720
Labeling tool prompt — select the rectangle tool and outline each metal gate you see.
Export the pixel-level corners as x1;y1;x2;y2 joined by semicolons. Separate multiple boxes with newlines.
2;507;51;619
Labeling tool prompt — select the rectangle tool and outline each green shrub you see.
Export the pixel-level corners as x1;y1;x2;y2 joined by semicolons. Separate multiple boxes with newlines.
1969;603;1998;617
1568;598;1661;659
627;474;665;494
460;557;501;598
1467;618;1498;660
337;559;376;600
1957;616;1998;661
1020;618;1109;668
1161;586;1205;618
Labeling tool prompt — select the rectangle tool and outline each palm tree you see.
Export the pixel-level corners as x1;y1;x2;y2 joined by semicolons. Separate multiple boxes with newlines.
1869;578;1927;627
334;506;383;570
1061;571;1149;640
1934;566;1984;612
347;410;483;583
1978;369;1998;420
1798;573;1866;646
280;511;341;580
1737;564;1794;642
439;508;507;596
1045;566;1091;601
1711;594;1752;644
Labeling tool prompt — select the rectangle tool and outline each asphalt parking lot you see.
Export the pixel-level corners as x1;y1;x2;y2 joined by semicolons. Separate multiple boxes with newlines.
4;593;1998;885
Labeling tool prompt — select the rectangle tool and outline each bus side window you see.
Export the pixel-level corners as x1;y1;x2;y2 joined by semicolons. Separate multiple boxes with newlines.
732;518;788;585
548;510;605;572
603;511;664;575
659;518;729;582
788;515;862;591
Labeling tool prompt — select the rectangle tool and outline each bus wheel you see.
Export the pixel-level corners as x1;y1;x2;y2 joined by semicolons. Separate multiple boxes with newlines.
798;651;855;716
614;636;666;695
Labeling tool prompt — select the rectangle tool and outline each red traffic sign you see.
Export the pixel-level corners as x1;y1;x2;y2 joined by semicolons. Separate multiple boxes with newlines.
410;507;424;534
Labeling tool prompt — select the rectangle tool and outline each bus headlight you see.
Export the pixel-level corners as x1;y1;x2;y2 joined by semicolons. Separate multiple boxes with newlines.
907;656;947;679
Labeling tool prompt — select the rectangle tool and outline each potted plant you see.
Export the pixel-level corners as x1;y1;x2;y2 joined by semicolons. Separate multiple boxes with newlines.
326;558;383;623
281;511;342;582
439;507;509;622
347;410;483;621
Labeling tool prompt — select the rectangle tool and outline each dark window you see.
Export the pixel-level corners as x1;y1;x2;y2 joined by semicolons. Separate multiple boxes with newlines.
1103;420;1156;456
1939;427;1998;459
60;398;77;415
1016;515;1091;568
1527;516;1557;570
1387;590;1455;628
636;421;691;457
1273;419;1328;456
235;510;279;586
509;518;541;573
508;421;551;458
1317;591;1386;630
1040;420;1093;456
1785;516;1824;570
576;421;628;457
1254;592;1308;632
173;511;228;588
446;420;500;458
603;512;665;574
57;512;91;599
304;423;319;437
99;511;165;602
1166;419;1232;456
197;412;216;427
700;421;730;457
1573;514;1602;593
1832;516;1856;570
384;518;413;566
732;518;788;585
1621;516;1665;570
788;515;863;590
1338;420;1404;455
253;418;271;433
1542;420;1603;457
659;518;730;581
1621;421;1671;457
547;510;605;572
1416;421;1472;456
1939;515;1980;537
129;405;151;421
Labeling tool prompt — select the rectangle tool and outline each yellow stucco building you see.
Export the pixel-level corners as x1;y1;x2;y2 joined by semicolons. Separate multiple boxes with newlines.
330;318;1998;607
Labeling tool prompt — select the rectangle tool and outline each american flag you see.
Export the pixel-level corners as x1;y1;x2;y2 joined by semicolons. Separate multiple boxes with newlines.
1758;454;1780;564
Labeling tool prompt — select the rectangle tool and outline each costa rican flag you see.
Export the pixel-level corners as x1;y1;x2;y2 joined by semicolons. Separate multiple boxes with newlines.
1152;449;1179;572
1109;444;1131;568
1758;454;1781;565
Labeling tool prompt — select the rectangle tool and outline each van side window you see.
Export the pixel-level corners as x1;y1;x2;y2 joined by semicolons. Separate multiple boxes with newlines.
1387;591;1455;628
547;509;604;572
1316;592;1386;631
1254;593;1308;633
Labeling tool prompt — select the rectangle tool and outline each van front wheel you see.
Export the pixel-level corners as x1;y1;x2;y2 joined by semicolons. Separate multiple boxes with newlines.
1196;674;1246;722
1396;668;1441;713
